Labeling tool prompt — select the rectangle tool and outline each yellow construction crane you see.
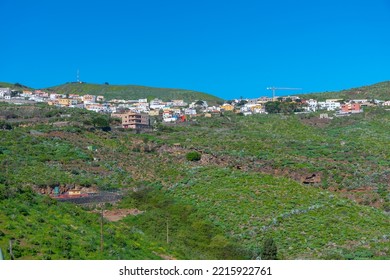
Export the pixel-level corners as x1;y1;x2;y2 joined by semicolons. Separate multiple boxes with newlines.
266;87;302;101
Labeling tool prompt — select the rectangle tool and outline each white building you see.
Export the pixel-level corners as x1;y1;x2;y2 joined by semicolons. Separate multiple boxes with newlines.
306;99;318;112
0;88;11;98
240;105;251;112
150;98;166;110
50;93;62;100
318;101;341;111
171;100;188;107
184;108;197;115
351;99;368;104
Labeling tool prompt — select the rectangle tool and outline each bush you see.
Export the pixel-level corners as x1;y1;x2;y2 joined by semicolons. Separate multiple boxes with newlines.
186;151;201;161
261;237;278;260
92;116;110;128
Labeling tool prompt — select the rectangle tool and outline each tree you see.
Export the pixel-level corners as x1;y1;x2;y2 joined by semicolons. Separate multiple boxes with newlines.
280;102;298;114
195;100;204;106
236;100;248;107
265;101;281;113
14;82;27;88
261;237;278;260
92;115;110;128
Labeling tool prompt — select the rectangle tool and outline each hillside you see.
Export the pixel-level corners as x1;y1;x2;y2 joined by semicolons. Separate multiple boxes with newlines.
170;167;390;259
0;103;389;260
0;82;33;91
44;82;223;104
300;81;390;101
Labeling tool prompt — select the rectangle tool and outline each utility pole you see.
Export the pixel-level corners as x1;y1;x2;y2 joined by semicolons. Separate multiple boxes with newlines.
100;208;104;254
166;219;169;244
266;87;302;101
9;240;15;260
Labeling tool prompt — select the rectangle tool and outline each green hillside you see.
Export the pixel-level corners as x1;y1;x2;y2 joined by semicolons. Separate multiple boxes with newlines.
0;193;163;260
170;167;390;259
45;82;223;104
0;82;33;91
0;102;389;259
301;81;390;101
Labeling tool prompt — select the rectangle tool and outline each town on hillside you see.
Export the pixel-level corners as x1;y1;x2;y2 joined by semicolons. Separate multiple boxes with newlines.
1;86;390;129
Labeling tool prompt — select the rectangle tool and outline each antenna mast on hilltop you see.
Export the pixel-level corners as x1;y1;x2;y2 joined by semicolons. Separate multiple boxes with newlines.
77;69;80;83
266;87;302;101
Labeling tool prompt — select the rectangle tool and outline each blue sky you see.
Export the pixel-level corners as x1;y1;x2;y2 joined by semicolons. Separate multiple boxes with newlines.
1;0;389;100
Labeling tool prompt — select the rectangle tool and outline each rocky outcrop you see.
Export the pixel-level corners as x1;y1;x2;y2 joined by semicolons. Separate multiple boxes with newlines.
302;173;322;184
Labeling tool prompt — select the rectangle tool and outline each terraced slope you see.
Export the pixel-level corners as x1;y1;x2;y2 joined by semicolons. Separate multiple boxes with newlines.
0;103;389;259
169;167;390;259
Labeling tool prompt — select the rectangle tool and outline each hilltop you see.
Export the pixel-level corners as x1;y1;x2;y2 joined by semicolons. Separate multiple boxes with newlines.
3;80;390;103
0;82;33;91
0;81;223;104
44;82;223;104
301;81;390;101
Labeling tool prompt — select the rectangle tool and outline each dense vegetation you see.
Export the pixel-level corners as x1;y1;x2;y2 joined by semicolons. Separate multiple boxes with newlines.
0;99;389;260
300;81;390;101
0;191;162;260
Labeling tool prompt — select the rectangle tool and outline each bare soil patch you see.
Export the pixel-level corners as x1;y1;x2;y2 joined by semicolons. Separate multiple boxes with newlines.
103;209;144;222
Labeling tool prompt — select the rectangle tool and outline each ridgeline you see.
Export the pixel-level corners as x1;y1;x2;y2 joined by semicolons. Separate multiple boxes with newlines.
300;81;390;101
45;82;223;104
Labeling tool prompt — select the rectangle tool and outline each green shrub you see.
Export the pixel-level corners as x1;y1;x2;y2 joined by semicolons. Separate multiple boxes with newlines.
261;237;278;260
186;151;201;161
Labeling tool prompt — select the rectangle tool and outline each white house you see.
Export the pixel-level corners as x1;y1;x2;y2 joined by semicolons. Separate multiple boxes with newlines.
306;99;318;112
184;108;197;115
150;98;166;110
240;105;251;113
163;117;177;123
383;101;390;106
171;100;188;107
351;99;368;104
318;101;341;111
134;102;149;112
0;88;11;98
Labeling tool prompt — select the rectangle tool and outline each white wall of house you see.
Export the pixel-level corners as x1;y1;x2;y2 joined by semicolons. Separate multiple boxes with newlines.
0;88;11;98
318;101;341;111
184;108;197;115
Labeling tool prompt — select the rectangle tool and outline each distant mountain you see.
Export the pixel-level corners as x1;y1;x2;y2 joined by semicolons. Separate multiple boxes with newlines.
0;82;33;91
301;81;390;101
44;82;223;104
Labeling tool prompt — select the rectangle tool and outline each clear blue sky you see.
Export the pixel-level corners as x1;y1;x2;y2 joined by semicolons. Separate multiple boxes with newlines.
1;0;389;100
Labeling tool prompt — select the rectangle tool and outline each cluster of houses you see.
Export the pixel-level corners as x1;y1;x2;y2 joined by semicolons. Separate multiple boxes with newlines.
1;87;390;129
